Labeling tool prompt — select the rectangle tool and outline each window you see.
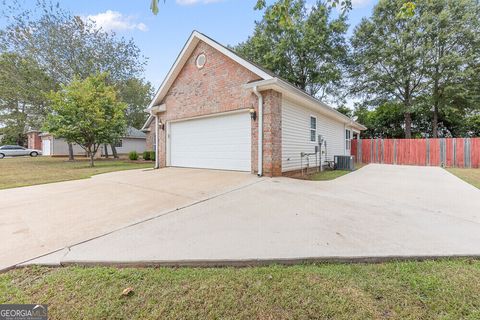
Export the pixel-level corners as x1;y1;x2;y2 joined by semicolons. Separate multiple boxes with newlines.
310;116;317;142
345;129;351;150
196;53;206;69
114;140;123;148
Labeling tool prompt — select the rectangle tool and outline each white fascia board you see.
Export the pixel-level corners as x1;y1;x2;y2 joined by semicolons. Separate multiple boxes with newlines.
245;79;367;131
141;115;154;131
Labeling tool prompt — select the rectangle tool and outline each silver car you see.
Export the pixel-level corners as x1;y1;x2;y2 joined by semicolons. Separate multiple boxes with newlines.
0;145;42;159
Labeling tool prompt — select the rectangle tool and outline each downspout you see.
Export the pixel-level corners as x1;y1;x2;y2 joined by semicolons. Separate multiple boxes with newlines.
154;114;160;169
253;86;263;176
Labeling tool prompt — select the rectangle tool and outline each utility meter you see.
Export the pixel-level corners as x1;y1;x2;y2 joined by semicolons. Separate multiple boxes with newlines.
318;134;324;145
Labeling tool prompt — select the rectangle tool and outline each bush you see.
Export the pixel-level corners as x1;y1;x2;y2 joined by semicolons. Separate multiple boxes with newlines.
143;151;151;161
150;151;156;161
129;151;138;161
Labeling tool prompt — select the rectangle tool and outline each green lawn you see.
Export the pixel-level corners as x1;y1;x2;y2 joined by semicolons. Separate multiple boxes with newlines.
301;163;365;181
447;168;480;189
1;260;479;319
0;157;153;189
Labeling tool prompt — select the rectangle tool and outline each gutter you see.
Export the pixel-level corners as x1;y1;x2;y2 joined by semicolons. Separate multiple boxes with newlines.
245;78;367;131
148;105;166;170
154;115;160;169
252;86;263;177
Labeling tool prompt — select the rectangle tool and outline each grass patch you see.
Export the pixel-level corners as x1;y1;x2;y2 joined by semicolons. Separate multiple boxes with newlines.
1;260;479;319
0;157;152;189
289;163;365;181
447;168;480;189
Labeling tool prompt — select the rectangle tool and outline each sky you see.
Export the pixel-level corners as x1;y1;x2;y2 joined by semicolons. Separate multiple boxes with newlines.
1;0;378;90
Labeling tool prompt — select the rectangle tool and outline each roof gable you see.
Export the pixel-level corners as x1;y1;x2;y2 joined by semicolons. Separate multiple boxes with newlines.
148;31;272;111
142;31;365;132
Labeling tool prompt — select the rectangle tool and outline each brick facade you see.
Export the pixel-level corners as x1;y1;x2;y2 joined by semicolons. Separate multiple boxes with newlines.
26;131;42;150
146;40;283;176
262;90;282;177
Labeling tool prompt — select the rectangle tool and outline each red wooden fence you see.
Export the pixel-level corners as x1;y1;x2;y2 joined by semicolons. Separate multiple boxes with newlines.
352;138;480;168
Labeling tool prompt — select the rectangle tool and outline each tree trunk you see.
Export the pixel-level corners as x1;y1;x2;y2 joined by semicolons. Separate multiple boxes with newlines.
89;151;95;167
111;144;119;159
432;74;440;138
403;82;413;139
404;112;412;139
104;144;109;158
68;143;74;161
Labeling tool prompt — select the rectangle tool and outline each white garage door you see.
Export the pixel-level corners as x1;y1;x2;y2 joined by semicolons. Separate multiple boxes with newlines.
42;139;51;156
169;112;251;171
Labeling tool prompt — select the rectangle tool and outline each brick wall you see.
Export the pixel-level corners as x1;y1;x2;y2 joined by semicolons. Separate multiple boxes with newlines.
148;40;283;176
27;132;42;150
262;90;282;177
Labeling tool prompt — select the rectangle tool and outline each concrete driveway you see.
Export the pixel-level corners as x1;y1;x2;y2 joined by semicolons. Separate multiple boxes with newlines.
17;164;480;268
0;168;257;270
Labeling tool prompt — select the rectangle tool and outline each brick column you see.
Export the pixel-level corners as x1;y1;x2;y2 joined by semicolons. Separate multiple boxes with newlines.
147;119;167;168
262;90;282;177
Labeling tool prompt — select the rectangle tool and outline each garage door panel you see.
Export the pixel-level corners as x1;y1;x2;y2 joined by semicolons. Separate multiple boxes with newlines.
170;112;251;171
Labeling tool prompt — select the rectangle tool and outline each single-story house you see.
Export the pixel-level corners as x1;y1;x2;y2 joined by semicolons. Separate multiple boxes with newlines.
100;127;147;156
27;127;147;156
142;31;365;177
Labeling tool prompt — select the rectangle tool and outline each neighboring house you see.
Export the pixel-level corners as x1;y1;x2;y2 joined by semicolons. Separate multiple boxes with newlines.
26;130;42;150
142;31;365;177
27;127;147;156
100;127;147;156
38;133;86;156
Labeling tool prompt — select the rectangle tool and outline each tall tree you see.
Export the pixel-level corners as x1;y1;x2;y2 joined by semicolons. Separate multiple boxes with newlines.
116;78;154;129
354;103;406;139
350;0;429;138
1;0;146;155
45;73;127;167
420;0;480;137
150;0;353;23
1;1;146;85
235;0;349;101
0;53;55;145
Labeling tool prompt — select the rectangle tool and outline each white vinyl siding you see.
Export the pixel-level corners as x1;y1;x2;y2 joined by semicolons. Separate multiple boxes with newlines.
102;138;147;155
169;111;251;171
41;137;85;156
282;99;346;172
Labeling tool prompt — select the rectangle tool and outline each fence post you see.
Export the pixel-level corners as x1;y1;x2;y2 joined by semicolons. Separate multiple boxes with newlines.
439;138;445;167
452;138;456;167
358;139;362;163
426;138;430;166
370;139;375;163
393;139;397;165
381;139;384;164
465;138;471;168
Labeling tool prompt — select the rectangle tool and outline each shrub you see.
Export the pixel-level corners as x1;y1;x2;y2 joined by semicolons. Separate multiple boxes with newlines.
150;151;156;161
143;151;151;161
129;151;138;161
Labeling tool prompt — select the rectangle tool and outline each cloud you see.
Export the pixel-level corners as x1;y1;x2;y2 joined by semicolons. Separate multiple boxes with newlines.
351;0;372;8
85;10;148;32
176;0;223;5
